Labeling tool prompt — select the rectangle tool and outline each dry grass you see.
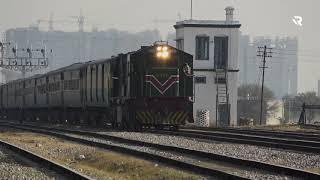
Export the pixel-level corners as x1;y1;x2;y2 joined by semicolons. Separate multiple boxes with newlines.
0;128;202;180
305;168;320;174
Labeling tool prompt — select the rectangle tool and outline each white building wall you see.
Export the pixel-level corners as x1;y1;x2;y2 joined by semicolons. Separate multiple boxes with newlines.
228;72;238;126
182;27;239;69
318;80;320;96
193;71;217;126
175;16;240;126
191;71;238;126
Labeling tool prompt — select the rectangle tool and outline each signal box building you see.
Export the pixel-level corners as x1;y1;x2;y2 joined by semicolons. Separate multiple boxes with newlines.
174;7;241;127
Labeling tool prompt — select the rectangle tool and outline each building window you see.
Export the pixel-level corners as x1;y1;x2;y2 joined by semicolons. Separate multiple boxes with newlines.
195;36;209;60
176;39;184;50
195;76;206;84
214;36;228;69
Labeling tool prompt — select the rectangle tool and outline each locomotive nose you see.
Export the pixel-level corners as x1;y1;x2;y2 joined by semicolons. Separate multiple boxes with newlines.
161;108;169;116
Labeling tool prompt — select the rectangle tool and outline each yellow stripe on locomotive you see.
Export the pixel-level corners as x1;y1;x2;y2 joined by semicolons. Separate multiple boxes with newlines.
135;111;189;125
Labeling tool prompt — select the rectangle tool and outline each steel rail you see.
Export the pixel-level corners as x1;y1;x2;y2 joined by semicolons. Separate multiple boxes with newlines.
181;128;320;143
150;128;320;154
183;126;320;141
1;122;320;179
0;123;248;180
0;139;92;180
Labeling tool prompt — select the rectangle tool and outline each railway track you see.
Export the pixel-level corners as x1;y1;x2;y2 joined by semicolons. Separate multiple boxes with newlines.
147;127;320;154
301;124;320;131
184;126;320;142
1;122;320;179
0;138;91;180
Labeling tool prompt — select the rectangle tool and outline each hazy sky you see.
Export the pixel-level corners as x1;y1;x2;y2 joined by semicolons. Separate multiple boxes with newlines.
1;0;320;92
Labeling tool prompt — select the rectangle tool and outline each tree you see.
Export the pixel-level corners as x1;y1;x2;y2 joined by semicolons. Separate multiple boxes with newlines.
238;84;277;125
283;92;320;124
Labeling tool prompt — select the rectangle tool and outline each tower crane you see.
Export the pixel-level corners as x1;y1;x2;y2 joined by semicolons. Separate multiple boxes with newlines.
70;9;85;32
37;10;87;32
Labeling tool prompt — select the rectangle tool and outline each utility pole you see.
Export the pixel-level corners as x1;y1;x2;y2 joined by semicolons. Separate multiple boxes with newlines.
257;45;272;125
71;9;85;32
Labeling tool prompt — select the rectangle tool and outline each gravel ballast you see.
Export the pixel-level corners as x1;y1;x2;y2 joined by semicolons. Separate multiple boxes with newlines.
0;145;61;179
0;125;296;179
100;131;320;171
2;122;320;179
65;133;291;179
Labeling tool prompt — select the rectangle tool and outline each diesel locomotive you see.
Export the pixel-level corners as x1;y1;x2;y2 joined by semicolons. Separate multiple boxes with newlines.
0;42;194;130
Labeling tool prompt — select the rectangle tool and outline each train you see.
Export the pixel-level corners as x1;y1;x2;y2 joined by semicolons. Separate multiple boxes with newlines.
0;42;194;130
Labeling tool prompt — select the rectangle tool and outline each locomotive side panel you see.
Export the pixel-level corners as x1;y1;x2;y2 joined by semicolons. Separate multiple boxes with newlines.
179;51;194;98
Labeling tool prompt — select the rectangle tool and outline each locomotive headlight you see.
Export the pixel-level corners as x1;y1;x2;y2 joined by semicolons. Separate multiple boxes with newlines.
162;51;169;58
156;52;162;57
156;45;170;59
162;46;168;51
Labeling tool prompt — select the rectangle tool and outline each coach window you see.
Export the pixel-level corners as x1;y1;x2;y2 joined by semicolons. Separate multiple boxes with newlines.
195;36;209;60
195;76;206;84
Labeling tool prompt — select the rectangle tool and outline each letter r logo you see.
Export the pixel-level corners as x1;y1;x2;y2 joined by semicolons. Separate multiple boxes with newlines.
292;16;303;26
